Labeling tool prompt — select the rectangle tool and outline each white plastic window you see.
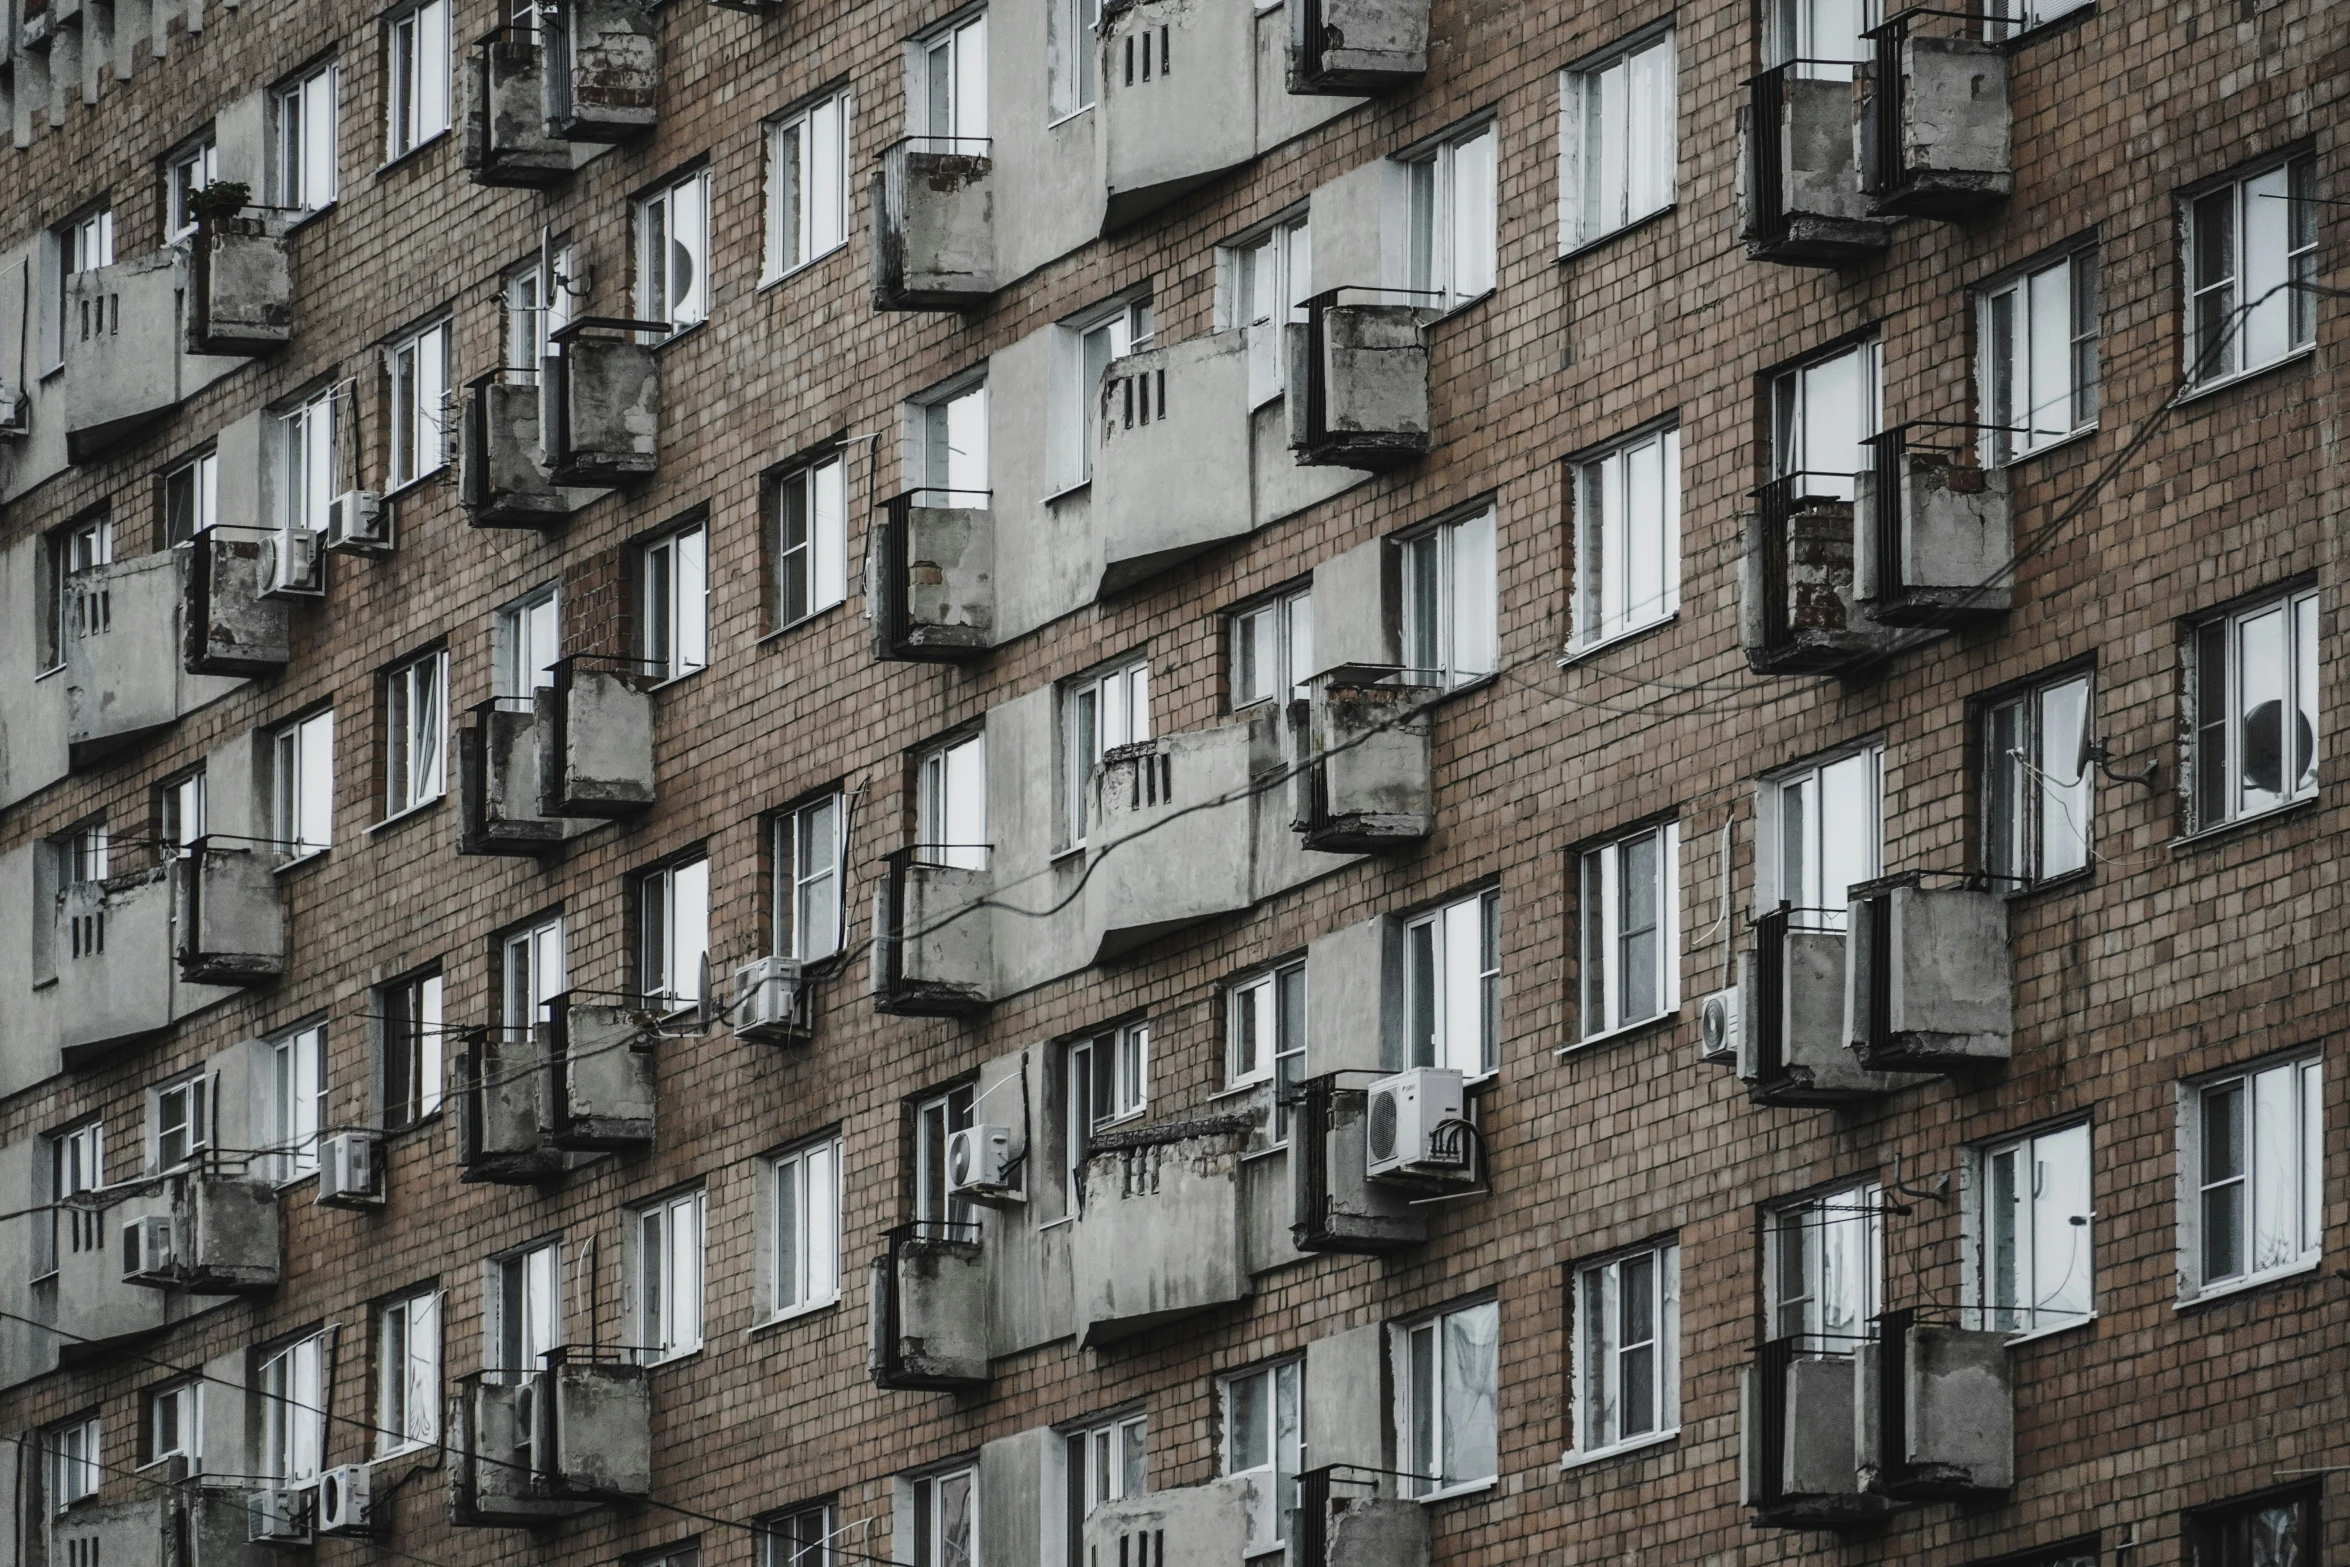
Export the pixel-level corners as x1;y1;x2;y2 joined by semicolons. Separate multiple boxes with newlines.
273;63;341;211
638;171;711;333
1398;1299;1499;1496
1404;122;1496;306
1762;745;1881;931
494;1241;562;1372
149;1383;202;1470
385;650;448;815
1064;658;1150;848
1227;214;1309;400
775;795;845;962
265;1025;327;1183
640;856;711;1013
1768;0;1879;74
163;450;219;547
636;1188;706;1361
166;140;219;241
388;321;449;488
1048;0;1098;118
261;1335;326;1483
49;1418;100;1509
505;247;576;379
909;1467;976;1567
377;1291;441;1453
1573;1242;1679;1456
1223;1360;1303;1551
1578;822;1680;1041
917;732;987;870
387;0;451;159
2187;1055;2322;1297
913;1084;975;1225
918;14;987;140
771;1136;843;1315
1064;298;1154;488
1227;962;1306;1095
1405;889;1500;1076
922;380;989;497
153;1075;210;1170
1985;672;2092;887
1981;249;2097;464
495;586;561;698
1766;1183;1882;1350
503;917;567;1044
1069;1022;1150;1151
642;522;710;680
775;454;847;626
1772;341;1881;501
2191;587;2319;830
1561;31;1675;249
1069;1414;1147;1521
281;386;338;536
1976;1122;2092;1335
768;92;851;279
1402;508;1498;687
2186;155;2317;388
273;710;336;858
1231;588;1313;708
1572;426;1680;649
383;971;445;1128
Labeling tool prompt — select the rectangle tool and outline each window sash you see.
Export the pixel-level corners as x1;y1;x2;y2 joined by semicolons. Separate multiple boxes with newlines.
1406;125;1497;302
917;734;987;869
274;711;336;857
1985;675;2092;887
276;66;340;210
772;1137;842;1312
1982;250;2097;464
642;858;711;1010
1573;428;1680;648
384;972;445;1127
1978;1122;2092;1334
1405;891;1500;1075
496;588;561;697
1401;1300;1499;1495
1772;342;1881;499
1565;34;1674;246
262;1336;325;1482
1765;746;1880;930
388;0;451;157
267;1026;327;1182
2192;589;2320;829
922;383;990;495
1050;0;1099;116
770;94;850;275
51;1419;101;1508
497;1242;562;1372
281;392;339;536
389;324;449;488
644;526;710;679
503;918;567;1043
385;653;447;815
163;452;220;547
914;1085;975;1224
777;797;845;961
776;457;847;625
2193;1056;2322;1290
150;1384;202;1466
1064;660;1150;848
639;174;711;332
1579;823;1679;1039
1402;511;1497;686
378;1292;441;1452
1575;1244;1677;1452
2187;157;2317;385
155;1077;210;1169
166;142;219;240
1222;1360;1303;1550
912;1468;976;1567
920;16;988;139
637;1190;706;1358
1232;589;1313;707
1766;1184;1881;1347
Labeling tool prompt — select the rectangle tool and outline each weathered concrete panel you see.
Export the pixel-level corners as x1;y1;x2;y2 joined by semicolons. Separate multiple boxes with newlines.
1298;669;1433;851
874;147;997;309
1846;882;2011;1071
183;528;291;676
548;0;658;142
173;841;286;986
1855;452;2013;625
1097;0;1255;230
538;668;654;817
548;1356;651;1496
1286;0;1424;93
543;1000;656;1148
1085;1480;1252;1567
548;334;658;486
185;211;292;356
1092;333;1254;596
1073;1123;1249;1345
462;34;575;187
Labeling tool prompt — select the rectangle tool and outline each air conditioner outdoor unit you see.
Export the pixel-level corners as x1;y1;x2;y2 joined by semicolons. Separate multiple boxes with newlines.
946;1124;1020;1207
316;1130;385;1210
1698;984;1742;1063
247;1485;315;1546
0;385;27;437
1363;1067;1472;1187
324;489;392;554
315;1464;372;1537
730;955;810;1041
264;527;326;600
122;1213;180;1282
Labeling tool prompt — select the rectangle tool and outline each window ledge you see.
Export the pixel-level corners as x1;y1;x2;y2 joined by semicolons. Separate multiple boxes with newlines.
1993;425;2098;470
2002;865;2093;903
1210;1078;1270;1101
650;664;709;692
2175;1258;2322;1313
383;468;447;504
1995;2;2096;49
1557;1427;1679;1472
2001;1312;2097;1346
750;1296;841;1335
1045;479;1093;506
756;241;851;295
36;662;65;681
285;201;338;235
1414;1478;1497;1506
1555;1008;1682;1057
1555;203;1676;264
2168;796;2319;855
756;599;849;646
650;320;708;351
367;795;445;835
1046;104;1096;131
1427;288;1495;328
644;1345;705;1368
273;849;330;877
2176;347;2314;409
374;130;452;177
1558;613;1678;667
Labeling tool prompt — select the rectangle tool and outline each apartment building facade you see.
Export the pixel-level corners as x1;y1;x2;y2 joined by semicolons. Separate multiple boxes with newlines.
0;0;2340;1559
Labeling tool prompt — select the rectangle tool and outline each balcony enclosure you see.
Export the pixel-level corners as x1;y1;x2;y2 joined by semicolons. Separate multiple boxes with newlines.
868;1219;991;1389
1286;290;1438;470
1858;12;2012;219
1855;1308;2015;1499
1844;877;2012;1074
1737;907;1929;1105
538;658;657;817
458;697;594;855
1287;0;1428;93
1291;667;1436;853
870;848;994;1016
870;489;994;660
872;139;997;310
543;320;662;488
185;209;294;357
1738;64;1892;266
1287;1075;1428;1254
1741;1338;1894;1529
1739;477;1902;675
1853;426;2014;628
1071;1117;1252;1346
182;528;293;676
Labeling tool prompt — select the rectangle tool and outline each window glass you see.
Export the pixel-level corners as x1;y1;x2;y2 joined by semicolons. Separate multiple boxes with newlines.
377;1291;441;1453
910;1468;976;1567
914;1084;976;1225
154;1075;210;1170
1400;1300;1498;1495
1578;822;1679;1040
641;856;712;1012
1574;1242;1679;1455
265;1025;328;1183
1772;341;1881;501
495;1241;562;1372
1573;426;1680;649
1223;1361;1303;1552
496;586;562;698
771;1136;843;1314
162;771;208;854
504;247;576;380
2191;1055;2322;1294
922;382;989;497
1064;300;1153;488
1405;890;1501;1075
163;450;219;547
2186;155;2318;387
917;733;987;869
166;139;219;241
1067;1413;1148;1558
261;1336;326;1482
637;1188;707;1361
776;796;845;961
639;172;711;333
41;1121;103;1278
643;523;710;680
1765;745;1881;930
1227;961;1307;1107
919;14;987;140
1984;673;2092;887
1049;0;1098;117
148;1383;202;1470
281;387;339;538
383;971;445;1128
1405;122;1496;305
1563;32;1675;249
1227;214;1310;401
388;321;450;488
1231;588;1313;708
2192;588;2320;830
49;1418;100;1509
1064;659;1150;848
504;917;567;1045
1766;1183;1881;1348
1978;1122;2092;1334
1766;0;1879;72
385;651;448;816
387;0;452;159
776;455;848;625
274;710;336;858
274;63;341;211
759;1503;838;1567
770;92;851;277
1402;509;1497;686
1068;1023;1150;1176
1981;248;2098;464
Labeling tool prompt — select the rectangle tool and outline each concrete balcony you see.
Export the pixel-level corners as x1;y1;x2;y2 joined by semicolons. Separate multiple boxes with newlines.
51;1194;169;1354
868;1219;991;1390
1287;1074;1427;1255
1858;16;2011;219
1088;723;1256;958
1738;481;1901;676
1071;1117;1252;1345
1287;0;1426;93
62;248;238;459
66;550;200;766
1845;878;2011;1074
124;1171;282;1294
1737;66;1891;267
173;841;286;987
458;698;592;855
538;660;657;817
450;1355;650;1527
870;489;994;661
1855;1310;2014;1500
1290;667;1435;854
1734;908;1927;1106
545;321;660;487
460;372;578;526
1291;1470;1432;1567
1741;1340;1893;1529
541;997;658;1150
185;208;294;357
872;138;997;310
1098;0;1256;229
1084;1481;1254;1567
461;30;578;187
49;1495;277;1567
1091;334;1253;595
54;867;175;1065
182;528;292;676
457;1031;572;1184
870;850;994;1016
1855;429;2013;628
544;0;659;142
1286;293;1436;470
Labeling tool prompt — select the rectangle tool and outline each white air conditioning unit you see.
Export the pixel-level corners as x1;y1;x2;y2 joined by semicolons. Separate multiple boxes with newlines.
315;1130;384;1210
729;955;809;1042
1697;984;1742;1064
315;1465;372;1537
947;1124;1021;1207
0;385;27;437
324;490;392;554
1363;1067;1471;1186
247;1485;315;1547
122;1213;180;1283
264;527;326;600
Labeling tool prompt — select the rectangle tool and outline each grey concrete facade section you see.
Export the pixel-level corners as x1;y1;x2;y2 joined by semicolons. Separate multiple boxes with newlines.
67;550;188;765
873;148;998;310
173;842;286;987
1306;914;1405;1075
1072;1123;1251;1345
174;1172;281;1293
1855;453;2014;625
1307;536;1402;676
184;211;293;357
61;248;239;461
1092;333;1256;596
1846;882;2012;1072
978;1427;1065;1567
459;380;603;525
1856;1325;2015;1497
55;866;176;1064
547;1357;653;1496
1303;1322;1390;1473
461;34;580;187
1323;1498;1435;1567
0;534;70;811
53;1182;172;1353
1084;1479;1253;1567
1096;0;1258;231
1286;0;1427;93
182;528;292;676
538;669;655;818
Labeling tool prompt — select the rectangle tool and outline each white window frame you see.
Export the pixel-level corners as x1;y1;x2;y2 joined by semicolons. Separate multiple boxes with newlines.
273;709;336;860
1393;1298;1500;1499
377;1290;441;1455
917;377;990;497
1576;821;1681;1044
1227;961;1306;1096
152;1072;212;1171
1558;28;1676;252
1400;507;1498;688
1057;297;1154;490
640;855;712;1015
2179;1053;2322;1302
1067;1412;1148;1533
1222;1359;1303;1554
48;1417;100;1510
383;970;445;1128
1981;0;2088;36
915;12;988;140
1570;424;1681;652
767;1135;843;1319
163;448;220;548
1404;888;1500;1077
916;730;987;871
162;769;209;854
260;1334;326;1483
59;207;115;355
913;1083;976;1225
1766;0;1880;73
637;170;712;334
1568;1240;1680;1463
1984;671;2093;889
1062;657;1150;849
280;384;340;538
635;1187;707;1363
273;61;341;213
773;453;848;627
1979;246;2098;465
386;319;450;490
1772;340;1882;501
1230;586;1313;709
165;137;220;242
1758;743;1882;932
759;1501;840;1567
642;522;710;682
41;1119;104;1279
1968;1120;2093;1339
504;916;567;1044
1764;1182;1883;1350
908;1465;977;1567
2183;152;2317;391
764;89;852;282
504;246;577;381
1402;118;1497;308
385;0;452;161
492;1240;563;1374
2189;586;2320;832
1068;1021;1150;1168
264;1024;328;1185
1047;0;1098;120
40;514;113;672
147;1382;202;1472
384;649;448;816
1222;210;1310;403
774;795;846;962
495;584;562;698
